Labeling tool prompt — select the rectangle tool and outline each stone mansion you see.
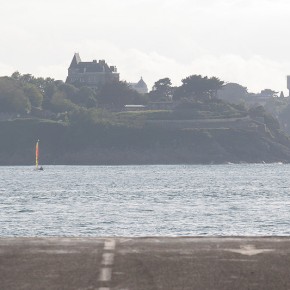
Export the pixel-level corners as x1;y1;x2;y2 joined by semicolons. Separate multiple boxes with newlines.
66;53;148;94
66;53;119;88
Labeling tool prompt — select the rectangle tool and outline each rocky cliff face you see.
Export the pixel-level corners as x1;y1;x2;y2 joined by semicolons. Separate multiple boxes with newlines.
1;119;290;165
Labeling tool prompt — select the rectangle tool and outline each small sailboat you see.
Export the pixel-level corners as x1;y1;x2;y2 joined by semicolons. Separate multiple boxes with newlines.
35;140;43;171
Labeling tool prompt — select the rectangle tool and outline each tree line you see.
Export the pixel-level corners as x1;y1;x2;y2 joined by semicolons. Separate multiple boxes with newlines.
0;72;226;115
3;71;289;132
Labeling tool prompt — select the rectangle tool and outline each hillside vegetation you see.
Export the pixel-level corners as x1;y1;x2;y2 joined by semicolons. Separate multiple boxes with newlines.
1;72;290;165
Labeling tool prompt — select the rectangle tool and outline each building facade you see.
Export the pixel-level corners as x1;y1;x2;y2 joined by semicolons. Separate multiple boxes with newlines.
66;53;119;88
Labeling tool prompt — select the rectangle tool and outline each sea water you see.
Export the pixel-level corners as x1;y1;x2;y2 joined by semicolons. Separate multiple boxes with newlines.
0;164;290;236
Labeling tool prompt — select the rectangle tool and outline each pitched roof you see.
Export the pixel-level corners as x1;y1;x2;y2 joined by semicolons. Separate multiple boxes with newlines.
76;61;112;73
69;53;81;68
69;53;115;73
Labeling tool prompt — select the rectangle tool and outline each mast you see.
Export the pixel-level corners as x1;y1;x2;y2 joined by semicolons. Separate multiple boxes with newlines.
36;140;39;170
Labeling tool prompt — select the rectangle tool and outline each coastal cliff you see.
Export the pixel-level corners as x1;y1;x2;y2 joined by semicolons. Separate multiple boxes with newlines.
1;116;290;165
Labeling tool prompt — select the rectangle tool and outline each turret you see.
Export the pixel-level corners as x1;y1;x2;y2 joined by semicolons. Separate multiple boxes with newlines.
69;53;81;68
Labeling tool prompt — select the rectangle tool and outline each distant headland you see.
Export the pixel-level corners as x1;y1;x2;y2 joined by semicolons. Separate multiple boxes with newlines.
1;54;290;165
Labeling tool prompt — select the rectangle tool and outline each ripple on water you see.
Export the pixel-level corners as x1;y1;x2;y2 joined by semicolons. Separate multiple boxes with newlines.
1;164;290;236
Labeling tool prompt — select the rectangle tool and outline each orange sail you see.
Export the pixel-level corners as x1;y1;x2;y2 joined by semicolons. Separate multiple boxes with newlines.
35;140;39;170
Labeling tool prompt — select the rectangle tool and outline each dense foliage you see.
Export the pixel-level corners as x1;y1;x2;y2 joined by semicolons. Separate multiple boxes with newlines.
1;71;290;165
173;75;224;101
149;77;174;101
0;72;148;116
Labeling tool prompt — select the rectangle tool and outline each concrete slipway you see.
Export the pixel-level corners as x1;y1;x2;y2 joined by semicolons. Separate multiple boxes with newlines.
0;237;290;290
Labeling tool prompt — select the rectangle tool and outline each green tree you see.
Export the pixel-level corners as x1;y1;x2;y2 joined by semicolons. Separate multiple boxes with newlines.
11;71;63;111
260;89;278;98
53;84;98;109
97;81;143;109
173;75;224;101
217;82;248;103
0;77;31;113
76;87;98;108
208;76;225;98
50;91;78;113
68;107;113;125
23;84;43;108
11;71;21;81
149;77;173;101
19;73;35;84
59;83;78;97
264;96;288;118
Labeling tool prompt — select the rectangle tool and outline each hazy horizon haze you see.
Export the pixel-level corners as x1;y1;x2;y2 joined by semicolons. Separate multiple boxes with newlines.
1;0;290;94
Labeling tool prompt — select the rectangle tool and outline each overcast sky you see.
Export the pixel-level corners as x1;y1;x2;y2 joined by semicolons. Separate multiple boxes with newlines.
1;0;290;93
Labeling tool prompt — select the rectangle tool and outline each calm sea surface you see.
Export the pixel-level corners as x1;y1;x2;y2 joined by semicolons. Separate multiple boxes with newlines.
1;164;290;236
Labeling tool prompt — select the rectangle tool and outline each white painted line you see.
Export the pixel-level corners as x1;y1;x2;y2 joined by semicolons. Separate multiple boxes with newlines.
98;239;116;289
225;245;274;256
99;267;112;282
102;252;114;266
104;239;116;251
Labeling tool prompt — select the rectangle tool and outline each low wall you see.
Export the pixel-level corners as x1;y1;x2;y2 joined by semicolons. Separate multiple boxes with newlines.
146;117;266;131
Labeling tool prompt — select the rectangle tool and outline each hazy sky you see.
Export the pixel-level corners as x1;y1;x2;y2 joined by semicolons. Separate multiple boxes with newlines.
1;0;290;93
